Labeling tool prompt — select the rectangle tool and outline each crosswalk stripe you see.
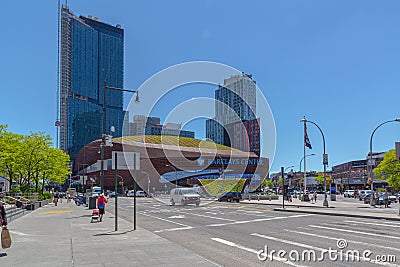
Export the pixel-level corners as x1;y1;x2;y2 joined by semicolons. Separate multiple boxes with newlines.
284;229;400;252
309;225;400;240
344;220;400;228
251;233;400;267
211;237;306;267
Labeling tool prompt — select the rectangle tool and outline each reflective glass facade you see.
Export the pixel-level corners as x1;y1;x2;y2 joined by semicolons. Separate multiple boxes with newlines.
60;8;125;158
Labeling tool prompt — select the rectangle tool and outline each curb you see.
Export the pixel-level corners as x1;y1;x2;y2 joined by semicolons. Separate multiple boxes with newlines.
273;207;400;221
240;200;333;209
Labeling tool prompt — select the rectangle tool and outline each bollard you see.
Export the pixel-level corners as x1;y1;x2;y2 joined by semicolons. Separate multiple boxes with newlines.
248;195;251;201
258;195;260;201
269;195;271;201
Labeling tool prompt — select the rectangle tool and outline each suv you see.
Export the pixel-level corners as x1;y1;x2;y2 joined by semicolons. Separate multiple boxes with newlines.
344;190;355;198
218;192;242;203
170;188;201;206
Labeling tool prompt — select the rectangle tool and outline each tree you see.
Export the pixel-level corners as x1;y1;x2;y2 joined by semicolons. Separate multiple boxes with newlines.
314;173;333;185
261;179;274;189
374;150;400;191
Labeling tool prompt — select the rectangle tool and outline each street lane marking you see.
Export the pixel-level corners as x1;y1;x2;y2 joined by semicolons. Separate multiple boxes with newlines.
207;214;313;227
251;233;400;267
309;225;400;240
39;210;73;215
138;212;190;227
284;229;400;252
344;220;400;228
211;237;305;266
168;215;185;219
154;226;193;233
177;211;235;222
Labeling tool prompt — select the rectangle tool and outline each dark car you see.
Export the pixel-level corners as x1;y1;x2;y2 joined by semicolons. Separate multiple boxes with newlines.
218;192;242;203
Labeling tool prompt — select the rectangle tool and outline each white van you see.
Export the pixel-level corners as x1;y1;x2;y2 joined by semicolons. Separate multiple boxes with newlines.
170;188;201;206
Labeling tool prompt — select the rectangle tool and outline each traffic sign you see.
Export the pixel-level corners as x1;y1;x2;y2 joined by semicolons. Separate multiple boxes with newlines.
323;154;328;165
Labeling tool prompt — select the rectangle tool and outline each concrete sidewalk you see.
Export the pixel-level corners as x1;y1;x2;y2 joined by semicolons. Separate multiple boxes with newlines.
242;196;400;221
1;200;218;267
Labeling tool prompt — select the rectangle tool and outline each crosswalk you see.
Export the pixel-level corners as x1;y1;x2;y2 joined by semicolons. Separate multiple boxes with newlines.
109;197;400;266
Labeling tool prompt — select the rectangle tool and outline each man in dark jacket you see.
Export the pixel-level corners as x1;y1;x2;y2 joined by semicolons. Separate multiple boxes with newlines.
0;201;7;227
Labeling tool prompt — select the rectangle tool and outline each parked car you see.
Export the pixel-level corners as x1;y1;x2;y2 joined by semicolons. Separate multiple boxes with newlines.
388;194;397;203
218;192;242;203
359;190;373;201
344;190;355;198
170;188;201;206
109;191;116;198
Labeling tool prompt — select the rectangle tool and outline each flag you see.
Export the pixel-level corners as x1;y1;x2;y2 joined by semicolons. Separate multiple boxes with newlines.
304;123;312;149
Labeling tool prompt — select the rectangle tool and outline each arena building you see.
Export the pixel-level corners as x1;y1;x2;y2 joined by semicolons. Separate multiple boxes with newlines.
72;136;269;194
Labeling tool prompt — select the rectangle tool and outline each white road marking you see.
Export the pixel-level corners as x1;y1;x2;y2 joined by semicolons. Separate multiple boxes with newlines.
154;226;193;233
344;220;400;228
309;225;400;240
177;211;235;222
211;237;306;267
139;212;190;227
207;214;313;227
252;233;400;267
168;215;185;219
285;229;400;252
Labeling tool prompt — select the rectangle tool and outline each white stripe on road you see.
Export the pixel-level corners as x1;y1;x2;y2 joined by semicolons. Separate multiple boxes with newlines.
211;237;306;267
138;212;190;227
251;233;400;267
309;225;400;240
344;220;400;228
284;229;400;252
154;226;193;233
177;211;236;222
207;214;313;227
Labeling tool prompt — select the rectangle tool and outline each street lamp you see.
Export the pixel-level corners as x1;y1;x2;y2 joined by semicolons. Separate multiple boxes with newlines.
301;117;329;207
368;118;400;191
299;153;315;198
141;172;150;196
100;80;139;193
165;164;178;188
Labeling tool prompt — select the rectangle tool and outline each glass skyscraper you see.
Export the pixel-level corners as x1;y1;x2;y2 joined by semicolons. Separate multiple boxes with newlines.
59;7;125;159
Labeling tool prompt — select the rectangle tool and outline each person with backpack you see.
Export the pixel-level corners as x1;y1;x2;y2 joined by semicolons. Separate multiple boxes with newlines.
97;194;108;222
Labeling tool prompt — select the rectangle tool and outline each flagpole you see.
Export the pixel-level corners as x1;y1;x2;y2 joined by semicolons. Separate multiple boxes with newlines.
303;117;307;201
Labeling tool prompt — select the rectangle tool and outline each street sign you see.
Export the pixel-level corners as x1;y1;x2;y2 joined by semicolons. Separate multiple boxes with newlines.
112;151;140;170
367;159;375;167
323;154;328;165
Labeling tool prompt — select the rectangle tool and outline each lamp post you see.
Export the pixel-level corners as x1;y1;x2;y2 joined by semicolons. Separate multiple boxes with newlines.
301;117;329;207
141;172;150;197
100;80;139;193
299;153;315;198
165;164;178;188
368;118;400;191
217;154;225;193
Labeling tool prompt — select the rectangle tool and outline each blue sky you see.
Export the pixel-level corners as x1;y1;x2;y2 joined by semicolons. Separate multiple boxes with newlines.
1;0;399;174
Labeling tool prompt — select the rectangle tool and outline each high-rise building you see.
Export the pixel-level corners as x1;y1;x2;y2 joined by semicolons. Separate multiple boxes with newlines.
59;7;125;158
129;115;161;136
206;73;260;156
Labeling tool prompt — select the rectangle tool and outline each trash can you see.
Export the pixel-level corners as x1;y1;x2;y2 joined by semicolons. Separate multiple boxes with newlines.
88;196;97;209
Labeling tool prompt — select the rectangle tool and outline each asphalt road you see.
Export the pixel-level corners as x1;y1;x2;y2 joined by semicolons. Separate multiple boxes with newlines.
108;197;400;267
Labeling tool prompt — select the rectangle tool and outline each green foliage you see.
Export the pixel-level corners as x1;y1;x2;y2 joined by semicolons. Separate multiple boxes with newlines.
261;179;274;189
277;178;284;186
38;192;53;201
0;125;71;192
198;178;246;196
374;150;400;191
9;185;22;194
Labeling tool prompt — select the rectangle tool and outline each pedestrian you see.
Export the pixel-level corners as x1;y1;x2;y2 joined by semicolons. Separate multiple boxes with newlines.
54;191;59;206
0;201;7;227
97;193;108;222
314;191;317;203
383;190;389;208
374;191;380;207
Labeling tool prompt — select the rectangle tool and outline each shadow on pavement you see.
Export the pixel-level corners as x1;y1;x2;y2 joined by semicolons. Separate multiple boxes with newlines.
93;229;136;237
0;253;7;257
